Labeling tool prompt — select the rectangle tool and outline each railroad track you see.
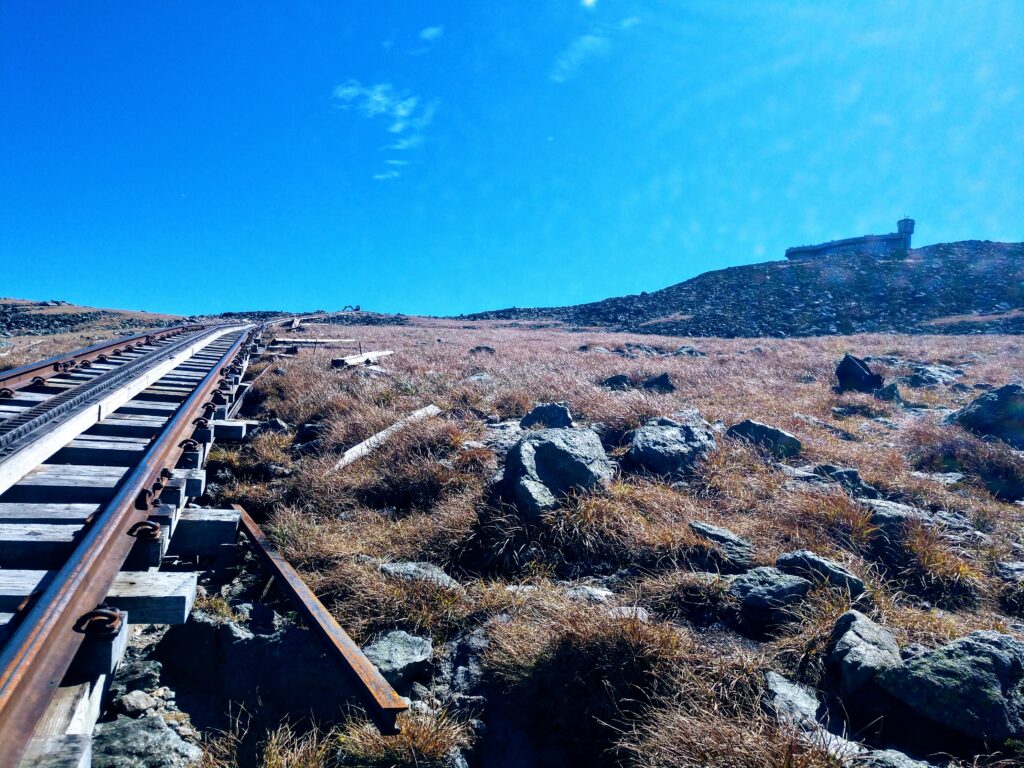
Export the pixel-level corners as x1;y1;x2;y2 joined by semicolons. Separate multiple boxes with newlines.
0;321;404;766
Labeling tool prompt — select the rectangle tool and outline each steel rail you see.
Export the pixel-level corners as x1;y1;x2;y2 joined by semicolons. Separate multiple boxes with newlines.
0;326;251;768
235;504;407;733
0;325;199;392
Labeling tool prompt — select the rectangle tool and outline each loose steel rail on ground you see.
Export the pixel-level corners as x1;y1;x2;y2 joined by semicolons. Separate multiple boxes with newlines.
0;321;406;766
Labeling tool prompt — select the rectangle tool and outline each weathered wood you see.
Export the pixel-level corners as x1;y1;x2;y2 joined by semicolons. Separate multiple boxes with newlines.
0;465;127;504
0;503;98;524
170;468;205;498
0;524;82;568
86;413;167;439
330;405;441;473
19;733;90;768
48;435;149;466
116;399;178;417
331;350;394;368
168;508;240;556
212;419;258;440
0;571;196;624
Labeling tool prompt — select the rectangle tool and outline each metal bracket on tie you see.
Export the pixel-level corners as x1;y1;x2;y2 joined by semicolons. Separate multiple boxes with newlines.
0;388;13;399
112;349;122;357
192;417;210;428
202;403;217;418
179;439;199;452
74;608;123;638
79;359;92;369
211;391;228;405
31;376;46;386
134;489;152;510
127;520;161;541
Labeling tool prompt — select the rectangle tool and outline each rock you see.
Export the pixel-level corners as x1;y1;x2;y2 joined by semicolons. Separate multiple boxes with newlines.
501;428;615;520
259;417;290;434
294;421;327;444
465;372;494;385
380;561;464;592
877;630;1024;742
858;749;933;768
363;631;433;690
688;521;755;571
672;345;706;357
727;567;811;635
117;689;158;717
564;584;614;603
836;354;884;392
874;382;904;403
482;420;524;457
994;561;1024;583
599;374;632;391
826;610;901;699
469;345;495;354
641;372;676;393
92;715;201;768
725;419;802;459
763;671;821;731
605;606;650;622
901;364;961;388
775;550;865;597
520;402;573;429
812;465;881;498
948;383;1024;449
626;411;716;479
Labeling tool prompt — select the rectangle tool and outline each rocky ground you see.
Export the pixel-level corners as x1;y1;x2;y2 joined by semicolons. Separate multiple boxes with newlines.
93;319;1024;768
465;241;1024;338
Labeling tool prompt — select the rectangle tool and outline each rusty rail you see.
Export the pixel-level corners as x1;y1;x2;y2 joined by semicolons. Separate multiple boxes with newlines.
234;504;408;733
0;326;251;767
0;324;200;393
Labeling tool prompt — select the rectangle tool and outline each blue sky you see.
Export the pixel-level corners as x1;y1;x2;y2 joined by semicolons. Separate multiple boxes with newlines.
2;1;1022;316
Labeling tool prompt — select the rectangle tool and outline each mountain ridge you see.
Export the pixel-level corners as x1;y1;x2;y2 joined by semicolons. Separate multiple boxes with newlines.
465;240;1024;337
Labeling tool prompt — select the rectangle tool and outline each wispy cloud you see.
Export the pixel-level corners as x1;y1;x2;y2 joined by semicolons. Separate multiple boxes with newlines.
550;17;640;83
420;25;444;42
332;79;437;179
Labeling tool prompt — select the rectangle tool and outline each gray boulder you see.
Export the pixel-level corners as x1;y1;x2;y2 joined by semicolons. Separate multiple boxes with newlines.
813;465;881;499
877;630;1024;742
363;631;433;691
380;561;464;592
836;354;884;392
727;566;811;635
520;402;573;429
874;382;904;403
465;372;494;385
642;372;676;393
726;419;802;459
688;520;755;571
762;670;822;730
116;690;158;717
826;610;901;699
93;716;201;768
501;428;614;520
626;411;716;479
775;550;865;597
948;383;1024;449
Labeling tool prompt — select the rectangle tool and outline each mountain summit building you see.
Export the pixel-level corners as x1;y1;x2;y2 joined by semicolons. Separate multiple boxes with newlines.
785;218;915;260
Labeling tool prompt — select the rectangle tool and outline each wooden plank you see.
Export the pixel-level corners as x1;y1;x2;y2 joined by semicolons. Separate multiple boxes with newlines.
0;465;127;504
330;405;441;473
331;350;394;368
0;503;98;524
170;468;205;498
48;435;149;466
168;508;239;556
0;525;82;568
86;413;167;439
0;571;196;624
19;733;90;768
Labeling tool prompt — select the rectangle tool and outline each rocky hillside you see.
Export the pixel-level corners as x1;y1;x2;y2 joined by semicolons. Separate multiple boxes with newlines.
0;299;179;339
466;240;1024;337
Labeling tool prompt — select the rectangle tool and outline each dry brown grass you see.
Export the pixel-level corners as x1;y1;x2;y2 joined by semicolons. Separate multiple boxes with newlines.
335;710;472;767
227;321;1024;765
